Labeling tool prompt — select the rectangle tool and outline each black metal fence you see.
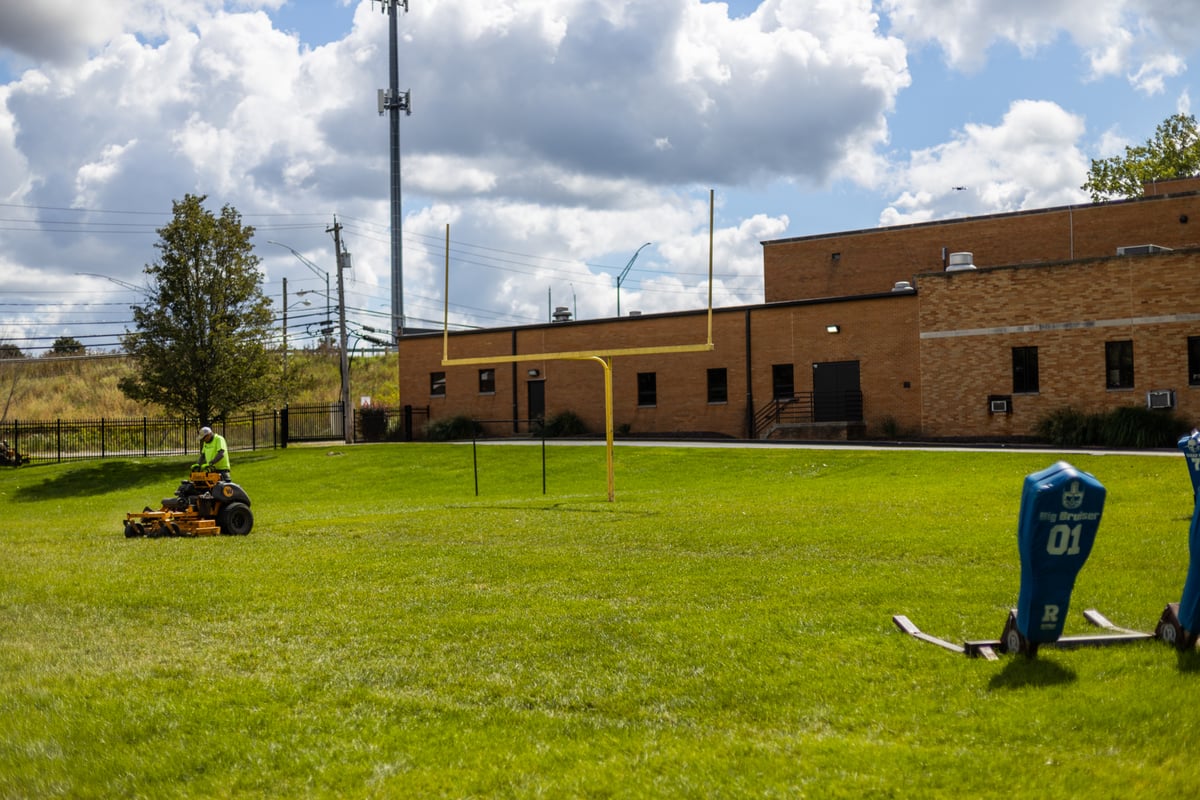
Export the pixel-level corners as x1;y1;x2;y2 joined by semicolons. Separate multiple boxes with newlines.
1;402;435;466
354;404;431;443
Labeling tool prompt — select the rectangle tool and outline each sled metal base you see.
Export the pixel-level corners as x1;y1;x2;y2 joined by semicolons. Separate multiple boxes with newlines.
893;608;1155;660
1154;603;1200;651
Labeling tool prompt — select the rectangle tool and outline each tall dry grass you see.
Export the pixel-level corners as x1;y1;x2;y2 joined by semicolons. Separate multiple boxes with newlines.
0;349;398;422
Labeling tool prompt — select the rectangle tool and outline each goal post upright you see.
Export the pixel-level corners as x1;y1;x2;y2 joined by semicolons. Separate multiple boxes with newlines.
439;191;718;501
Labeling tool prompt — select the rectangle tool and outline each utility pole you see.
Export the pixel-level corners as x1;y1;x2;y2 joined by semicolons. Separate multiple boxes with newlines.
375;0;411;341
329;217;352;444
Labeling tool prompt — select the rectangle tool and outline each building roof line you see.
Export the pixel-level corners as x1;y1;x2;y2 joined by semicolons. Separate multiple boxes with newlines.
399;288;917;340
760;189;1200;248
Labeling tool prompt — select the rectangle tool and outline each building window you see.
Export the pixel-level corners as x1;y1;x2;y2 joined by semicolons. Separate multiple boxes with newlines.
707;368;728;404
1190;336;1200;386
1105;340;1134;389
1012;346;1039;394
637;372;657;406
478;368;495;394
772;364;794;400
430;371;446;397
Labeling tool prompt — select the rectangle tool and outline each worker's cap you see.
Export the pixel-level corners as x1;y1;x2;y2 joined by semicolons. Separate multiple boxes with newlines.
198;426;213;439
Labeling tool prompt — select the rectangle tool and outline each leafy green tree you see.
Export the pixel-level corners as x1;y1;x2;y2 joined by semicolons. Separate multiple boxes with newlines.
0;344;24;359
49;336;84;355
1082;113;1200;201
119;194;276;425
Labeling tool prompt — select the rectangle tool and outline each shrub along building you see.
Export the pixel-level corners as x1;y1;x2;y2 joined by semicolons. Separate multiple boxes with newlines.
396;178;1200;440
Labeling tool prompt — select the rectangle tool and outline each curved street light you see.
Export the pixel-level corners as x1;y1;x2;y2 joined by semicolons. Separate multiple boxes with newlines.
75;272;148;295
267;241;333;333
616;242;651;318
268;240;349;442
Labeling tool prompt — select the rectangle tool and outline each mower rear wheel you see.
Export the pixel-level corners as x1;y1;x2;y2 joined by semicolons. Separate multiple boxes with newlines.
218;502;253;536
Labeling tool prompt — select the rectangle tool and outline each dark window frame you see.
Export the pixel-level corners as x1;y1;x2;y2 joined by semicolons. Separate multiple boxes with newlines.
637;372;657;407
707;368;728;404
1012;346;1039;394
430;371;446;397
1105;340;1134;389
478;368;495;394
772;364;795;400
1189;336;1200;387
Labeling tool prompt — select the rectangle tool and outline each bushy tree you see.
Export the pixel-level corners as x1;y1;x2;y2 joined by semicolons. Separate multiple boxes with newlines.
49;336;84;355
1082;113;1200;201
119;194;275;425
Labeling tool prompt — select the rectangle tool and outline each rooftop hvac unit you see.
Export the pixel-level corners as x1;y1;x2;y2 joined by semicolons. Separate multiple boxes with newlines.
1116;244;1173;256
946;251;976;271
1147;389;1176;409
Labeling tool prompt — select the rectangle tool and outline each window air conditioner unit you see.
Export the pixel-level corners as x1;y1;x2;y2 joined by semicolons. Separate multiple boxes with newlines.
989;397;1011;414
1147;390;1176;410
1116;244;1173;256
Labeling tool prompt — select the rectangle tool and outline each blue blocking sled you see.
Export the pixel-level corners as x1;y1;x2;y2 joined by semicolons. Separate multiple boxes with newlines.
1153;433;1200;650
1156;497;1200;650
894;461;1154;659
1179;431;1200;503
1005;462;1106;655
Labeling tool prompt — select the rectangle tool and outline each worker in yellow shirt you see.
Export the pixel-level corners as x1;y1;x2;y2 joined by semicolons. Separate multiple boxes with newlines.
195;426;231;481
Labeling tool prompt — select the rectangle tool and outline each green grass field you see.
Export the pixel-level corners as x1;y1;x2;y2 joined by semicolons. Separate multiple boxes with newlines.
2;442;1198;798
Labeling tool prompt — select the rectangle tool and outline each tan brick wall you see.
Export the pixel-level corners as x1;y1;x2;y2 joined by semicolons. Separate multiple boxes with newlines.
398;294;922;439
764;192;1200;301
747;296;921;435
918;251;1200;437
396;193;1200;442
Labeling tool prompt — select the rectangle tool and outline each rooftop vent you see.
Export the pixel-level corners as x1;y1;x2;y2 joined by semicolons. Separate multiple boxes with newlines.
551;306;572;323
945;252;976;272
892;280;914;293
1116;244;1173;256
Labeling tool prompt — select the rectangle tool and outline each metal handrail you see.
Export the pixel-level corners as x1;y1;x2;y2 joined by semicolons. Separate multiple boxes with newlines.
752;391;864;437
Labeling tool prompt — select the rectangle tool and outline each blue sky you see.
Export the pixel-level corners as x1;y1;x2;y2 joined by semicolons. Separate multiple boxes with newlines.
0;0;1196;353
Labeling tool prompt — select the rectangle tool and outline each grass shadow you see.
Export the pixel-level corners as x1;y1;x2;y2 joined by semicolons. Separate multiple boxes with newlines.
988;656;1077;690
1175;649;1200;673
448;503;659;518
12;460;186;502
11;453;267;503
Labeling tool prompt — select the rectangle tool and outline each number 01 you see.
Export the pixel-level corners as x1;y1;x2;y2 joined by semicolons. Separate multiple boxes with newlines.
1046;523;1082;556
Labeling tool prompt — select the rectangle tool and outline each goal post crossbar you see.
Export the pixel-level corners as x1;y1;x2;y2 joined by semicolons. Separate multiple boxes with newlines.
435;190;718;501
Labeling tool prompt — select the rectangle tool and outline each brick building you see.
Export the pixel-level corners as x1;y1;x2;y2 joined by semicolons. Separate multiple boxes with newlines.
396;179;1200;440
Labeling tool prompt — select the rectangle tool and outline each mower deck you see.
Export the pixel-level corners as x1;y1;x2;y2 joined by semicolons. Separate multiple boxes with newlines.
124;470;253;538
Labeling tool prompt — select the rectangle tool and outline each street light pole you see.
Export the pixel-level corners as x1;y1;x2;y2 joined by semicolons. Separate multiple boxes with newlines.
616;242;651;318
282;276;288;396
280;277;312;405
267;239;348;440
267;241;332;340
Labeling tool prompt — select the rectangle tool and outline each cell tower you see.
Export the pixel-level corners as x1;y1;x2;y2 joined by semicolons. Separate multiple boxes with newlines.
375;0;412;340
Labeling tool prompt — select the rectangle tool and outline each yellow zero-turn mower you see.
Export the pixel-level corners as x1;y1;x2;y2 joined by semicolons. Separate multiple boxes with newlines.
124;471;253;538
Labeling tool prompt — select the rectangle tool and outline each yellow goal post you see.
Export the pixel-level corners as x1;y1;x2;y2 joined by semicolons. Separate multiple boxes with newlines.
440;190;718;500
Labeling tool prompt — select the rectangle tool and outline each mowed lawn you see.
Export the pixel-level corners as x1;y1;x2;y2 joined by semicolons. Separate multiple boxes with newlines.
1;442;1198;798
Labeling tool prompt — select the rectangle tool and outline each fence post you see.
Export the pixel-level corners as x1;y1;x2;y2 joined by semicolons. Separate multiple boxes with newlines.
143;417;149;458
101;418;106;459
280;405;289;449
251;410;257;451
